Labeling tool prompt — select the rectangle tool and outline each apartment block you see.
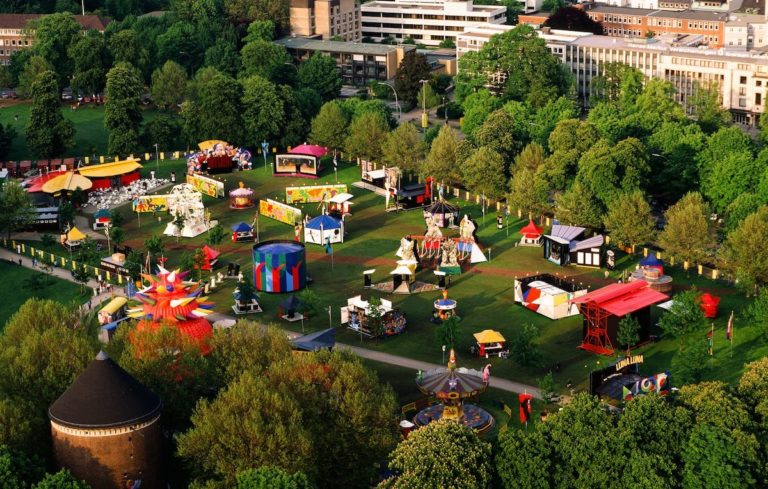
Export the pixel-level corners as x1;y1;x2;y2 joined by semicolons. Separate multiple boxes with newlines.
290;0;362;41
275;37;414;85
361;0;506;47
457;24;768;125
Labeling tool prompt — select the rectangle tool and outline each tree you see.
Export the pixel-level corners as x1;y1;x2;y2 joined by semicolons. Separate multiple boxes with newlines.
743;288;768;338
436;315;461;350
143;113;181;151
508;166;550;219
475;109;519;163
538;371;556;403
366;296;384;339
461;89;501;141
25;70;73;158
33;469;89;489
105;62;144;156
720;206;768;293
394;51;431;107
496;427;552;489
541;0;566;10
513;143;546;173
701;150;759;214
204;39;241;77
71;267;90;294
548;119;600;154
616;315;641;356
243;20;276;43
109;226;126;248
647;121;705;200
344;112;389;163
381;122;426;174
696;126;753;186
543;6;604;34
689;81;731;133
151;61;188;110
67;31;107;96
659;289;706;347
0;180;35;239
555;181;604;229
207;223;227;246
682;424;757;489
423;124;460;184
241;75;282;148
28;12;81;88
224;0;290;35
298;53;340;102
191;71;243;144
0;444;44;488
576;138;649;208
240;40;291;82
461;146;508;199
178;349;399;487
16;55;53;99
209;324;293;385
509;323;542;367
602;191;655;249
738;357;768;430
309;101;349;151
658;192;713;267
236;467;313;489
724;193;763;234
672;338;711;385
108;29;149;76
0;123;15;162
379;421;492;489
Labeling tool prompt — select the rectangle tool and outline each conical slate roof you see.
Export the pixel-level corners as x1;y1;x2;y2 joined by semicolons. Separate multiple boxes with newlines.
48;351;162;429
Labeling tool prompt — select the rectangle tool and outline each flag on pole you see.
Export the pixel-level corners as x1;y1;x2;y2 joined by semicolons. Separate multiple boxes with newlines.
518;393;533;424
726;311;734;341
707;324;714;356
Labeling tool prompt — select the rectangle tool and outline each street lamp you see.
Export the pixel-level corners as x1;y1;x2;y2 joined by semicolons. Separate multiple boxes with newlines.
442;95;448;124
372;81;402;120
154;143;159;176
419;79;429;129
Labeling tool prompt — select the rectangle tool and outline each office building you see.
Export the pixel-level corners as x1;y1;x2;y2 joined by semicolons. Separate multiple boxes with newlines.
361;0;506;47
0;13;109;65
290;0;362;41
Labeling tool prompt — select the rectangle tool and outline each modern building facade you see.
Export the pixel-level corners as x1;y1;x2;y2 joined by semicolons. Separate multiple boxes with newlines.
0;13;109;65
361;0;506;47
275;37;415;84
458;24;768;125
290;0;362;41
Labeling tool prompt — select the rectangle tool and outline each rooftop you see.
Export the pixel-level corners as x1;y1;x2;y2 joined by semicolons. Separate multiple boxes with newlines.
571;280;669;316
276;37;415;55
648;9;729;19
0;13;110;31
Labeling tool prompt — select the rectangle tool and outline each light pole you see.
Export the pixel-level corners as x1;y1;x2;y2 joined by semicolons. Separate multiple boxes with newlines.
373;82;402;120
419;79;429;129
442;96;448;124
154;143;159;176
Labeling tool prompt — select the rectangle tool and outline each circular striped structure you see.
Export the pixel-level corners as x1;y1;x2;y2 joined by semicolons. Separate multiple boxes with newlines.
253;240;307;293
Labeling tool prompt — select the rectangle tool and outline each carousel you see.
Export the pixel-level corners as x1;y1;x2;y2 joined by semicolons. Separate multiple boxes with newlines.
414;350;494;433
229;182;255;209
433;289;458;321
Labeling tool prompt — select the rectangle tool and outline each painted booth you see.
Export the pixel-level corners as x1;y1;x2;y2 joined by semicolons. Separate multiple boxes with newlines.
252;240;307;293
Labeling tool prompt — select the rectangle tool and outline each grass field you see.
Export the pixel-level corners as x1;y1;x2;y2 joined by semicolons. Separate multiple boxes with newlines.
0;101;173;160
0;259;83;328
81;159;761;395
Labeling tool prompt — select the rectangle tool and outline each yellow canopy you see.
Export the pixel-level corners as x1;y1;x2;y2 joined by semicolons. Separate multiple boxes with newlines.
473;329;506;344
67;227;86;242
41;172;92;193
99;296;127;315
198;140;227;151
77;159;142;178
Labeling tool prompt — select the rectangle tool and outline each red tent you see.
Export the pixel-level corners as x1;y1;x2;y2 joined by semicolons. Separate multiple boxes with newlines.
571;280;669;355
201;245;221;271
700;292;720;318
26;170;68;193
519;220;543;239
289;144;328;159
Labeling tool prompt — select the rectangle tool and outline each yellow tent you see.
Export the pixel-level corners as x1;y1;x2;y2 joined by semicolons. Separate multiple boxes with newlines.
66;227;87;242
77;159;142;178
99;296;127;315
473;330;506;344
41;172;92;193
198;140;227;151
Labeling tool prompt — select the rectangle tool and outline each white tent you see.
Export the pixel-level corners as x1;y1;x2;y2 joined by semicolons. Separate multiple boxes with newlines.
304;214;344;245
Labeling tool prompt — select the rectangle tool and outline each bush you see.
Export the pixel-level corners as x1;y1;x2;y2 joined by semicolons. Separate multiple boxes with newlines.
437;101;463;120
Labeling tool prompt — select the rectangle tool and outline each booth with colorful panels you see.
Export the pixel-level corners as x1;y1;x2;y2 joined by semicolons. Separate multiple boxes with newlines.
252;240;307;293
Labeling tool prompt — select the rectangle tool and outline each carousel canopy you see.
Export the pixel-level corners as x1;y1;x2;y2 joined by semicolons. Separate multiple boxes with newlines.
41;172;92;193
202;245;220;261
66;227;86;242
640;254;664;267
329;192;354;204
306;214;342;230
426;200;458;214
520;220;543;238
291;328;336;351
232;222;253;232
198;140;227;151
229;186;254;197
416;367;487;397
77;159;142;178
289;144;327;159
473;329;506;344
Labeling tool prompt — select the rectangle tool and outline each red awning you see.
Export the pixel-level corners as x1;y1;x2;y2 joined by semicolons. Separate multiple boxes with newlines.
520;219;543;238
26;170;68;193
289;144;327;159
570;280;669;316
202;245;221;261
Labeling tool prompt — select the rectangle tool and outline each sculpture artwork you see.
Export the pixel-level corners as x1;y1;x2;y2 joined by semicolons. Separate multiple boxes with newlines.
397;236;417;262
440;239;459;268
162;184;218;238
459;214;476;242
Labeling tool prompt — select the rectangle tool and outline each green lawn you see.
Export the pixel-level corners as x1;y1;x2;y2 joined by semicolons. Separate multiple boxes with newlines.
0;259;83;329
93;160;760;395
0;101;173;160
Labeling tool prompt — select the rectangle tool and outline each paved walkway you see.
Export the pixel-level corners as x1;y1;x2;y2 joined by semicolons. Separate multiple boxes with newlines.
0;247;546;399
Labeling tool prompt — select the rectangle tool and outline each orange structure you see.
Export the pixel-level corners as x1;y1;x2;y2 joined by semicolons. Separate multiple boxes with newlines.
127;267;215;354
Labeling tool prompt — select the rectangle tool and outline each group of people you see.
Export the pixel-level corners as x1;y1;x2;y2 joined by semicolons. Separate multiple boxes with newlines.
186;143;252;174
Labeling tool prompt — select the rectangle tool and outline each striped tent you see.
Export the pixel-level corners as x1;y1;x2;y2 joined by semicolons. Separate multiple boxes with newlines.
416;367;487;400
252;241;306;293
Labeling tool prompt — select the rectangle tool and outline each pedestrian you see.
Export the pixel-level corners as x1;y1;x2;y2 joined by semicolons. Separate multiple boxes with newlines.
18;258;21;266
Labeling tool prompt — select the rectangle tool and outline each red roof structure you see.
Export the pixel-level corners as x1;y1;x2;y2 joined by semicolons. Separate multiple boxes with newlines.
700;292;720;318
571;280;668;355
289;144;328;159
25;170;68;193
519;219;543;239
